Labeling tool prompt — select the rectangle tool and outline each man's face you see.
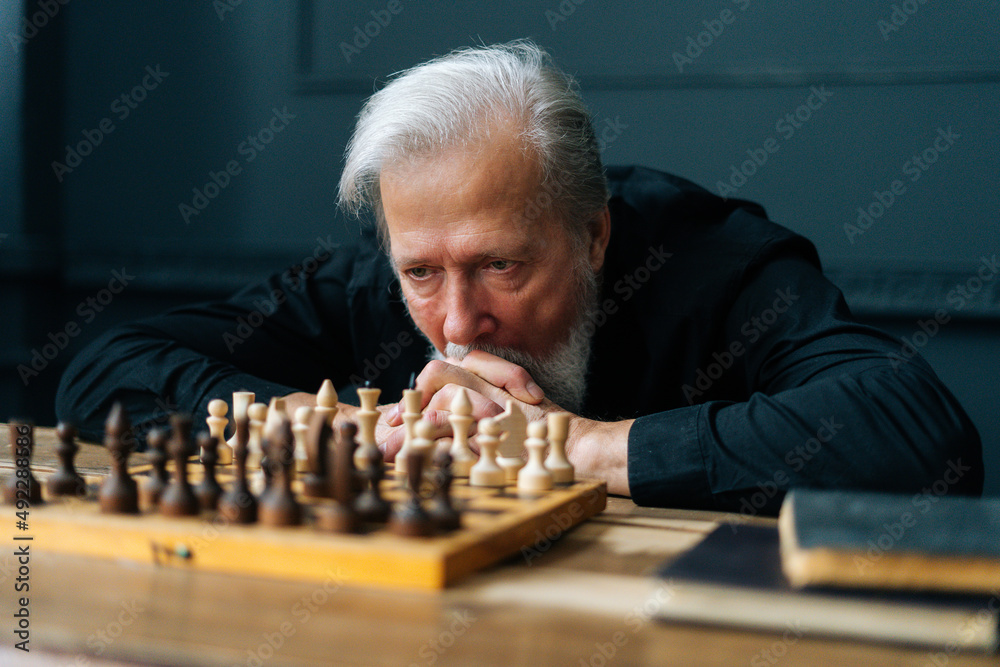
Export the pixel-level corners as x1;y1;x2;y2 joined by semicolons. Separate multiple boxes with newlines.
380;129;606;368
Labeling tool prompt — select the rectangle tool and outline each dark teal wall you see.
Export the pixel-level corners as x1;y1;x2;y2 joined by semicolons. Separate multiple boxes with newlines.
3;1;998;493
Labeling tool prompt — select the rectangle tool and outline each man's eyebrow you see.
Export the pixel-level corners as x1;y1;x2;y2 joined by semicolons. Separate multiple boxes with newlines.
391;243;539;269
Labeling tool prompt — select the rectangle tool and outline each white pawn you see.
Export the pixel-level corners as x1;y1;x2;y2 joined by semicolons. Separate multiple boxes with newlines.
292;405;313;473
206;399;232;465
470;417;505;487
448;388;477;477
518;421;553;493
315;379;339;427
396;387;423;474
545;412;574;484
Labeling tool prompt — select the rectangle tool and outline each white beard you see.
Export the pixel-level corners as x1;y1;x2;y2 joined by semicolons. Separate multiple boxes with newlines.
426;267;600;414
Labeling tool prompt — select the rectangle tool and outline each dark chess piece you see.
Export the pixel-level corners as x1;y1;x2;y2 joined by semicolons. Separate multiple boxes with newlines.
259;416;301;527
427;450;461;532
316;423;359;533
195;431;223;510
353;443;390;523
388;450;433;537
302;412;332;498
46;422;87;498
219;415;257;524
98;403;139;514
160;414;200;517
4;420;43;505
140;427;170;508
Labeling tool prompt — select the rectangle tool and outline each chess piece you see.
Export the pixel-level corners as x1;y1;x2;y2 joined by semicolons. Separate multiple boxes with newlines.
226;391;254;449
140;427;170;508
410;419;435;475
206;398;232;465
470;417;505;487
292;405;313;473
246;402;268;488
218;415;257;523
354;443;390;523
396;385;423;474
354;383;381;470
46;422;87;497
448;389;477;478
428;450;460;531
302;412;332;498
495;401;527;483
5;420;43;505
518;421;553;493
160;414;200;517
259;416;302;527
98;403;139;514
545;412;574;484
388;449;433;537
316;423;359;533
195;431;223;510
314;379;339;427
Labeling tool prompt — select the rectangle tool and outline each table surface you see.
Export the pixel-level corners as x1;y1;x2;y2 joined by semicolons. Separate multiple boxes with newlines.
2;426;996;666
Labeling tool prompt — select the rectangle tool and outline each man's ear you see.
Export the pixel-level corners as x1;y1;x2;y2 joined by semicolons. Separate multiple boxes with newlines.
588;205;611;273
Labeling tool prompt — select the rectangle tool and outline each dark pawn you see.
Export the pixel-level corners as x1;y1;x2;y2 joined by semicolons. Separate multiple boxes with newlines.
388;450;433;537
194;432;223;510
316;423;359;533
219;416;257;524
302;413;332;498
47;423;87;498
259;416;301;527
98;403;139;514
427;450;460;532
353;444;389;523
160;414;200;517
4;420;43;505
140;427;170;508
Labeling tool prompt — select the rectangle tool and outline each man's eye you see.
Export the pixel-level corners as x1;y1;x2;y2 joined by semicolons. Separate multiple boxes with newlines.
407;267;430;279
488;260;512;271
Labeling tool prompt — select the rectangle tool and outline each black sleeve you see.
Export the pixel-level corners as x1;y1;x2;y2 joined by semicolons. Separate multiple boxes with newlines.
627;247;984;513
56;249;362;444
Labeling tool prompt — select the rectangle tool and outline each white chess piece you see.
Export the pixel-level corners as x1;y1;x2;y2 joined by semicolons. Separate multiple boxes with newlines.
545;412;574;484
396;388;422;474
495;400;526;483
518;420;553;493
448;388;477;477
292;405;313;473
354;385;381;469
470;417;505;487
206;399;231;465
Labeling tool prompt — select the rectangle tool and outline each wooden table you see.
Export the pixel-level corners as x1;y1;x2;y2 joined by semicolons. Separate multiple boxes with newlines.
2;427;996;666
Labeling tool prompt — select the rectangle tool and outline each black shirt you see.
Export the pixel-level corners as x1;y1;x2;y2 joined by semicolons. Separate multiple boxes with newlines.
56;166;984;512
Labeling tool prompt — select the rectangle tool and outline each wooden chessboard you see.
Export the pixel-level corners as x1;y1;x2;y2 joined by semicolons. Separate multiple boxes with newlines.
28;463;607;592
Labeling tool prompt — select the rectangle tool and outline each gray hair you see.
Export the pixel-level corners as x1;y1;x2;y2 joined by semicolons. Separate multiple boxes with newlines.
337;39;609;247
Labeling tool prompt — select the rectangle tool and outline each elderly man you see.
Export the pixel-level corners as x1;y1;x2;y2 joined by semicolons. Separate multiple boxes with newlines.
57;41;982;511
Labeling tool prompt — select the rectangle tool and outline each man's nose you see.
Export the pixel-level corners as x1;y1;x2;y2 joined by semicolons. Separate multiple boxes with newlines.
442;277;496;347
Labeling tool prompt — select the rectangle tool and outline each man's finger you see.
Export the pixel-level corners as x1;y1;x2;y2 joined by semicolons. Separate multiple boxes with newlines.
456;349;544;404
